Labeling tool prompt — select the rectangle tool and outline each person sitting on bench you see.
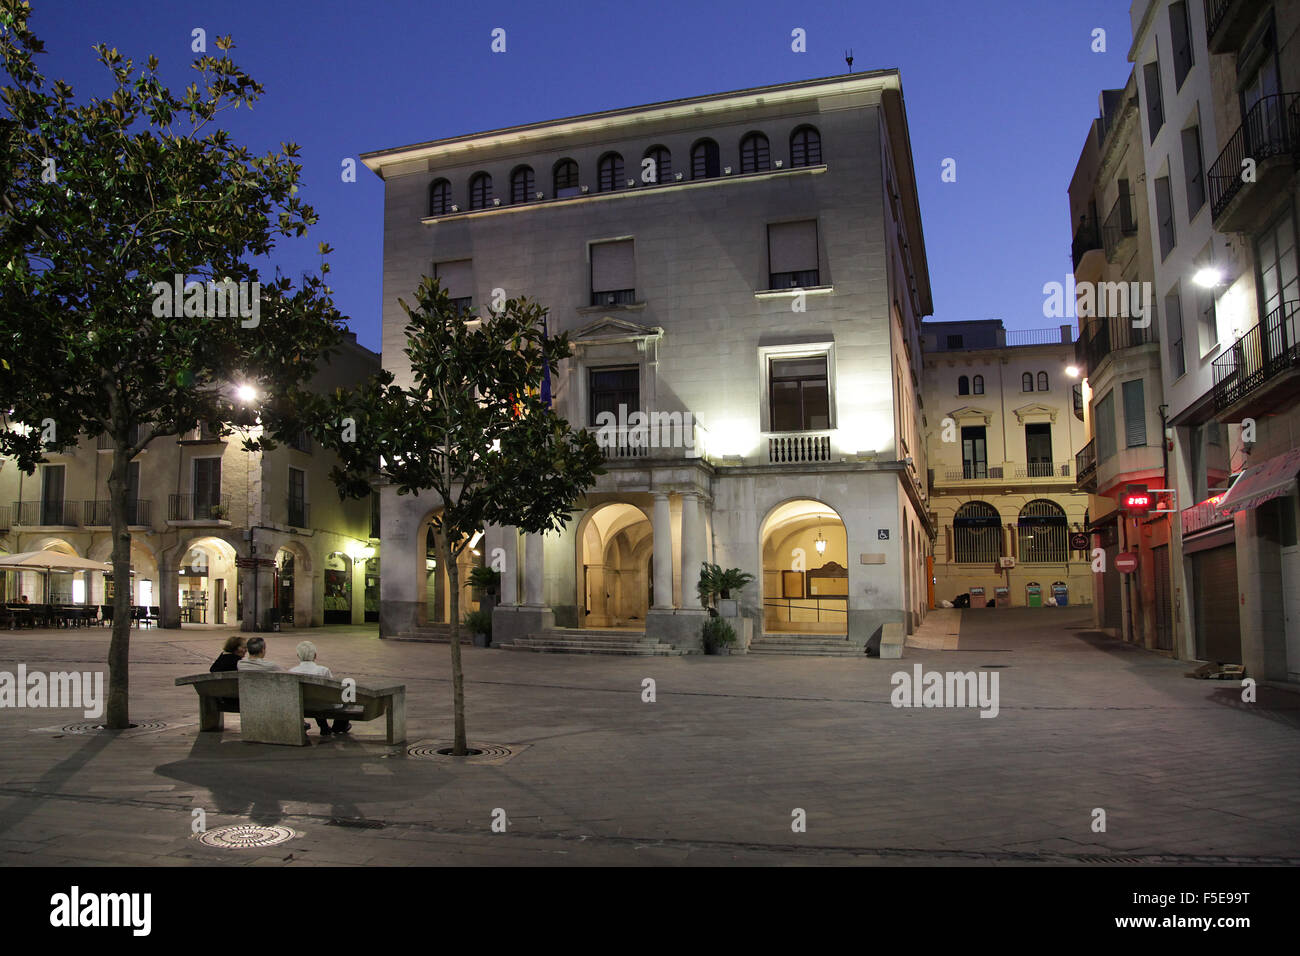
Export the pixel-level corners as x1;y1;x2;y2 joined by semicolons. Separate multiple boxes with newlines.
209;635;247;672
236;636;281;671
289;640;351;737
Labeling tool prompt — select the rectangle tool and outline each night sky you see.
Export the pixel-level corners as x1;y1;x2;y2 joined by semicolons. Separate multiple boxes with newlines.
28;0;1134;352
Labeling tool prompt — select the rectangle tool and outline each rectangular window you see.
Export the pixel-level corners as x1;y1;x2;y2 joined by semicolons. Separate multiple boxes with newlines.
1154;175;1176;259
1182;125;1205;217
41;464;65;525
961;426;987;479
769;355;830;431
1197;282;1217;353
590;240;636;305
193;458;222;517
369;493;381;539
289;429;311;452
434;259;474;315
1169;2;1194;91
1025;423;1053;476
288;467;307;526
1165;290;1187;378
1096;391;1117;462
767;220;820;289
946;335;963;349
1143;59;1165;142
1122;379;1147;447
589;366;639;427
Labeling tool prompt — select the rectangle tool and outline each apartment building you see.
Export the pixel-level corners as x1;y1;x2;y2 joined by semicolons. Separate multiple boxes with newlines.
1197;0;1300;682
922;321;1093;610
0;333;381;631
1068;71;1177;650
360;72;935;654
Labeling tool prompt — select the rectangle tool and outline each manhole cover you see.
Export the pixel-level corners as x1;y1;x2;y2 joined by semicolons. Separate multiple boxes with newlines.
197;825;297;849
61;721;170;734
403;742;524;764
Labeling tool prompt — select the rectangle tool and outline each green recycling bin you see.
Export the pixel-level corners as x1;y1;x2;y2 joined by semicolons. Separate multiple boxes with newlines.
1026;584;1042;608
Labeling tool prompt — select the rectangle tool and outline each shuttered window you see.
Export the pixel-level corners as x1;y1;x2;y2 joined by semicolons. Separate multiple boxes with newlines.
1182;125;1205;215
768;220;819;288
1170;2;1194;91
1123;379;1147;447
1143;60;1164;141
591;240;636;304
1165;290;1186;377
434;260;474;314
1096;390;1117;461
1155;175;1176;259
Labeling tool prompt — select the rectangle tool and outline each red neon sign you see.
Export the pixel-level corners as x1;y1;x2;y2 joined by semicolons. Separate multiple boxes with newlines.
1121;484;1154;513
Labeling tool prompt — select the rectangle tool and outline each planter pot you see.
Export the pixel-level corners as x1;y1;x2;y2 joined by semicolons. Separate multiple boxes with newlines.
472;632;490;648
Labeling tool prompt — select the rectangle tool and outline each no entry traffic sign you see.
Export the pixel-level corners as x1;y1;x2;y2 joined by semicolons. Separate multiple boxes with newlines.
1115;552;1138;573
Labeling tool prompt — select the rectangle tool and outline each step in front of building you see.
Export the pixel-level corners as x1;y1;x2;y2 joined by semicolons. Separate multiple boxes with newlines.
748;634;863;657
387;624;474;644
501;627;682;656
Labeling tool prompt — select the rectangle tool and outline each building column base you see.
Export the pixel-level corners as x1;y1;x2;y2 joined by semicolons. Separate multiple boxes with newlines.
492;605;555;645
646;607;709;653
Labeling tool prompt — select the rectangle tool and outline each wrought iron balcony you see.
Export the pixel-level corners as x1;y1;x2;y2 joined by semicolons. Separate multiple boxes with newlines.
1205;0;1271;54
943;466;1004;481
12;500;80;526
168;494;232;522
1015;463;1071;479
1101;190;1137;262
1212;300;1300;413
1207;93;1300;232
1077;314;1158;376
1071;216;1102;271
1075;439;1097;488
83;499;152;526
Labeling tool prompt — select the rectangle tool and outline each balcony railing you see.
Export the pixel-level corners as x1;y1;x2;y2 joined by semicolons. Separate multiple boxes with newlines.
1015;463;1071;479
0;505;8;532
1205;0;1270;53
1212;300;1300;411
12;500;80;526
1101;190;1137;262
287;500;310;528
944;466;1004;481
768;432;832;464
1208;93;1300;225
1071;217;1102;271
588;418;707;462
1004;327;1074;346
1076;439;1097;485
168;494;232;522
1077;314;1158;375
83;499;152;526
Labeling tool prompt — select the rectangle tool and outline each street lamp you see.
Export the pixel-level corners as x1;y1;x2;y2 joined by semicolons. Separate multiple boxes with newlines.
1065;365;1080;378
236;384;258;404
1193;267;1223;288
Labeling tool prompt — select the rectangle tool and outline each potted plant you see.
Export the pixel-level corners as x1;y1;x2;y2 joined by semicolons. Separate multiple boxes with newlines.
702;616;736;655
467;566;502;613
208;504;227;520
697;563;755;616
463;608;493;647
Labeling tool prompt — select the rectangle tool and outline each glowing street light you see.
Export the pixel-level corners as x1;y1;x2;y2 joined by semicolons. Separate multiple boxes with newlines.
1192;267;1223;288
236;384;258;404
1066;365;1080;378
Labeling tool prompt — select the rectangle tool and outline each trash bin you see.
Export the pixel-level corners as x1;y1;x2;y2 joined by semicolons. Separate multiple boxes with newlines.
970;586;986;608
1052;583;1068;607
1026;583;1042;608
995;586;1010;608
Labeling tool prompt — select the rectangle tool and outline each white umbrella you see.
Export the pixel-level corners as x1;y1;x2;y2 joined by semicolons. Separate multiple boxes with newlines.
0;550;111;606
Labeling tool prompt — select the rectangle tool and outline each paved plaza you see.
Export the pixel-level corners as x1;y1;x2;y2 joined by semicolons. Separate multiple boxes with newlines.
0;607;1297;866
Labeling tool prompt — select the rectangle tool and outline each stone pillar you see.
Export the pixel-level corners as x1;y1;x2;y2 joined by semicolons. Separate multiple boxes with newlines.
680;492;702;609
651;492;673;609
159;564;181;629
525;532;545;606
498;527;518;605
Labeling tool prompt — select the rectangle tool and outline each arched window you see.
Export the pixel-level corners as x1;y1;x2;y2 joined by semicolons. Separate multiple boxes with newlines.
740;132;770;173
598;152;624;192
1018;500;1068;563
553;159;580;198
973;375;985;395
790;125;822;167
953;501;1001;564
691;138;720;179
510;166;535;204
1038;371;1049;391
1022;372;1034;392
468;172;492;210
643;145;671;184
428;179;451;216
958;375;970;395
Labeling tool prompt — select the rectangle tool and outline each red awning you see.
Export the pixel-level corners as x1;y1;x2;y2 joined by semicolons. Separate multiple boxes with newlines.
1217;446;1300;516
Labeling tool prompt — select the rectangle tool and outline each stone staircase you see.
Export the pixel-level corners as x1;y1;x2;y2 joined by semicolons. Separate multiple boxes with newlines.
500;627;682;656
387;623;474;644
747;634;864;657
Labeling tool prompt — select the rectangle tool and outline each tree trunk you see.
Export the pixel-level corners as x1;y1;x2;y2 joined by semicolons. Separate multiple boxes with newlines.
105;433;133;729
443;532;468;755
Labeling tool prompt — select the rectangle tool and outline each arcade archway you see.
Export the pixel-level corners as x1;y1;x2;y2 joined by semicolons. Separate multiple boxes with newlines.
760;499;848;635
578;502;653;628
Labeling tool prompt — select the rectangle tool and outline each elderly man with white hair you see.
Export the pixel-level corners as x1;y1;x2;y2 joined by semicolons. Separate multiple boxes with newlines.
289;640;351;736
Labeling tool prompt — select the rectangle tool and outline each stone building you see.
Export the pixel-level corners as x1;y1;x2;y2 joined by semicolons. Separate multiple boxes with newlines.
360;71;935;654
922;320;1093;609
0;333;381;631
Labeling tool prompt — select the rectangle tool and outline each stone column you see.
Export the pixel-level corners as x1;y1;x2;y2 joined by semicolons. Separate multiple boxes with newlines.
524;532;545;606
680;492;702;608
159;563;181;629
497;526;518;606
651;492;673;609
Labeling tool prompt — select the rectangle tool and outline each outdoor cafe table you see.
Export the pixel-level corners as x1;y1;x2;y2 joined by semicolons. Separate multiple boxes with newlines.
7;606;33;628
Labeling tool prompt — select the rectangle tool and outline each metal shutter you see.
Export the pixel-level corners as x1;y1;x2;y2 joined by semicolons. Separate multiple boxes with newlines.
1192;545;1241;663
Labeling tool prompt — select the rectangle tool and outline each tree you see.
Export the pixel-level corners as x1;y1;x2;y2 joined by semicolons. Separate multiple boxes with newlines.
308;277;604;755
0;1;344;728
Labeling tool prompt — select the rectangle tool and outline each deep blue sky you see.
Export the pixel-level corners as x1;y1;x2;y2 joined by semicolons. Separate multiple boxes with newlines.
29;0;1133;353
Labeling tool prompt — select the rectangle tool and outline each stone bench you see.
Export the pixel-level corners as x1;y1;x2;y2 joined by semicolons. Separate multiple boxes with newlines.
878;622;906;659
175;672;406;746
